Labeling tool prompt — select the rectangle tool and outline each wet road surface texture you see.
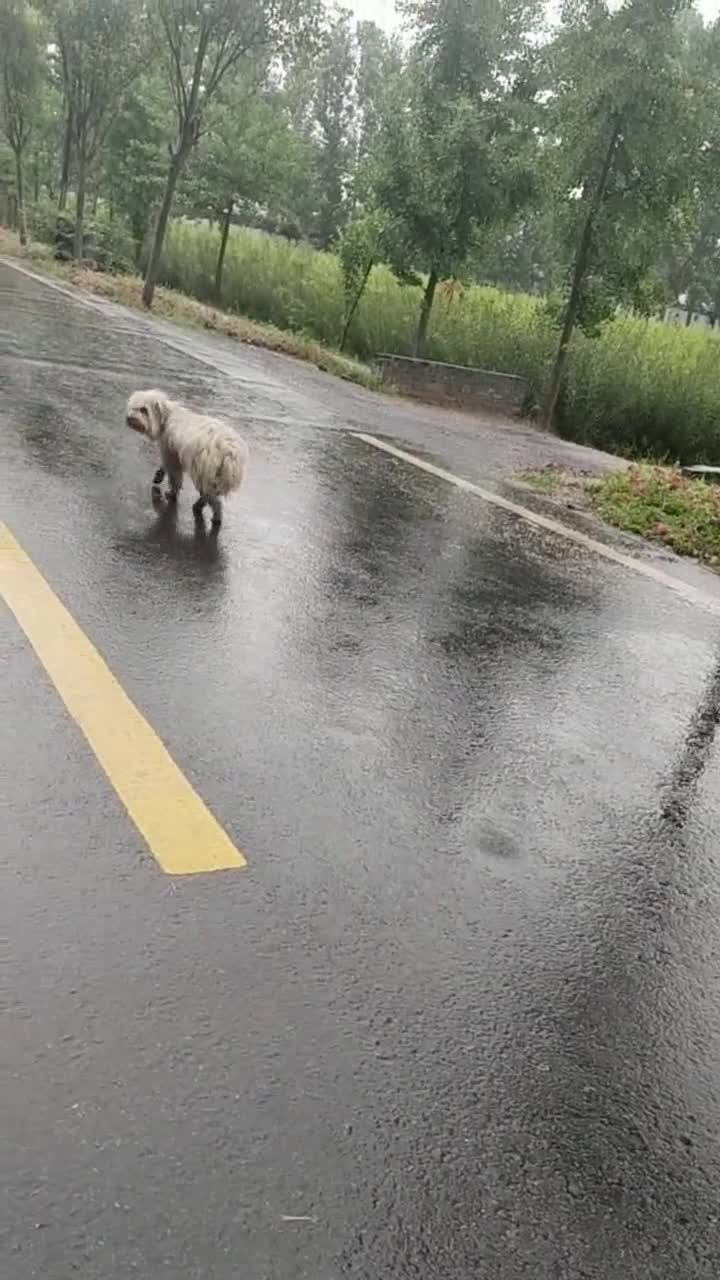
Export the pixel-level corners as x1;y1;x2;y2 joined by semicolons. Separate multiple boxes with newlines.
2;260;720;1279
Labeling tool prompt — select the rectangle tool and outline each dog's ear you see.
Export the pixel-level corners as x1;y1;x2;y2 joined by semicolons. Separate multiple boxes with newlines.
147;391;170;433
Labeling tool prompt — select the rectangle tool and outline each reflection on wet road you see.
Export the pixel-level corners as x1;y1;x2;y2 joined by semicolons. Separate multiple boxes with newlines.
2;261;720;1278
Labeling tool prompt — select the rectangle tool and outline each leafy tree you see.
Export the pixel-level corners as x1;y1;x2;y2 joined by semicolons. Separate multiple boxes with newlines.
312;5;355;246
468;200;566;295
354;20;401;168
27;73;64;205
142;0;318;307
0;0;44;244
541;0;701;429
102;71;174;254
47;0;145;258
656;16;720;321
337;206;386;348
370;0;541;354
281;12;400;244
187;78;311;298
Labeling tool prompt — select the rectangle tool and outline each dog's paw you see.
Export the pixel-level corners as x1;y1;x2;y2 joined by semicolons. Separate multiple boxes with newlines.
166;490;178;503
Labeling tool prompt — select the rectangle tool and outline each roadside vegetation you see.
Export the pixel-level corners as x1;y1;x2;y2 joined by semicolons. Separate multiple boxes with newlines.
0;226;379;389
521;464;720;567
3;0;720;464
7;217;720;467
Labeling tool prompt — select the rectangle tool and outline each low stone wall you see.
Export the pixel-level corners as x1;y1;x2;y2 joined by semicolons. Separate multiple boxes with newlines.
375;353;529;416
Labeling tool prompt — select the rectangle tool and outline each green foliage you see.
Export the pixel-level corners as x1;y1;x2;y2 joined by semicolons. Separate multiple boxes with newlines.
369;0;542;346
312;6;356;246
160;220;347;336
183;77;312;228
355;20;402;164
102;72;171;253
0;0;45;239
338;211;384;292
337;208;386;345
559;315;720;464
0;140;14;185
592;464;720;564
547;0;700;328
26;191;59;241
90;207;137;271
0;1;43;150
26;193;136;269
156;218;720;465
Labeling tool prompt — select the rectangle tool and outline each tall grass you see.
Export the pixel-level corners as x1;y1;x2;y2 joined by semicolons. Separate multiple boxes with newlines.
159;219;720;463
564;317;720;463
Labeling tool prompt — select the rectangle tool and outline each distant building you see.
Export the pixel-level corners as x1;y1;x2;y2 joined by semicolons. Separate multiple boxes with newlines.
664;302;718;332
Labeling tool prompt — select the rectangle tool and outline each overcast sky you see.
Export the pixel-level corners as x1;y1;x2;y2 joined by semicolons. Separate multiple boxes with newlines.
351;0;720;32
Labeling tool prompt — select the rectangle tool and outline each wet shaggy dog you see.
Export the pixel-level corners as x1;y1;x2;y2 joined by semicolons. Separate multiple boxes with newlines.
126;389;248;528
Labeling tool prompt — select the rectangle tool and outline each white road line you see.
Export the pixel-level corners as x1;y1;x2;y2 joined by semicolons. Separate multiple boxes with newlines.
1;256;103;312
353;432;720;617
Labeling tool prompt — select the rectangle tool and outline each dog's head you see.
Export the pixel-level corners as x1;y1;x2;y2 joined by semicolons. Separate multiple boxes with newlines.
126;390;170;440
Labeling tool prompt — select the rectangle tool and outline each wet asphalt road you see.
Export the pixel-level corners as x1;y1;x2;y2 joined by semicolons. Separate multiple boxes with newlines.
3;260;720;1279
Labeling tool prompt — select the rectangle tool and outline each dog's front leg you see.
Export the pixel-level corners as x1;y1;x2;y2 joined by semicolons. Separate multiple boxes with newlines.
162;449;183;503
165;464;183;503
151;466;165;496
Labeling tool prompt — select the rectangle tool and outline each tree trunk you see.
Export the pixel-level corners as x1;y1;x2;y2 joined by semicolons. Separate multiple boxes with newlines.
340;258;373;352
33;154;40;204
415;270;438;357
541;119;622;432
142;145;187;308
73;152;86;261
684;293;696;327
214;199;233;304
143;21;210;309
58;105;73;211
14;150;27;247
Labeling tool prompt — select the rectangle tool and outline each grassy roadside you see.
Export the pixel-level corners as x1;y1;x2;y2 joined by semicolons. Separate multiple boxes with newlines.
0;228;382;391
520;462;720;567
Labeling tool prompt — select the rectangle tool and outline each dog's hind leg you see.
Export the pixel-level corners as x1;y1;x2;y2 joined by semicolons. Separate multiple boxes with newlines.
193;494;222;528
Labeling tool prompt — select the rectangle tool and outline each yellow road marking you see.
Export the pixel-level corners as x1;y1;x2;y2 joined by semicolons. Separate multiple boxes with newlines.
0;524;247;875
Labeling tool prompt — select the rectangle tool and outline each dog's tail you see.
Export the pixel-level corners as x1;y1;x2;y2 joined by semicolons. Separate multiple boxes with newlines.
196;435;248;496
215;439;247;495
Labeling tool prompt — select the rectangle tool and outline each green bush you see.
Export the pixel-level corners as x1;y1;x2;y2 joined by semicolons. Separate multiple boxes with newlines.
91;209;137;272
157;219;720;464
27;194;59;245
26;197;135;272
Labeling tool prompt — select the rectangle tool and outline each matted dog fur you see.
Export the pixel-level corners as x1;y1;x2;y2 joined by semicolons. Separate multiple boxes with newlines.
126;389;248;527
